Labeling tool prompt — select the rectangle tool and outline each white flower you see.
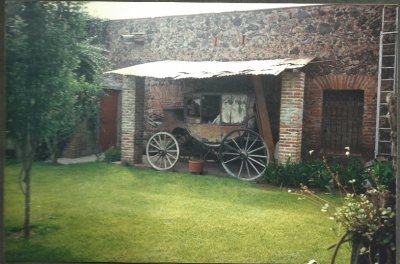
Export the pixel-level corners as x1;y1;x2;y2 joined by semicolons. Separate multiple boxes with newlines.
288;189;292;193
359;247;367;255
321;203;329;212
307;260;318;264
349;179;356;184
344;146;350;151
345;151;350;156
309;150;314;155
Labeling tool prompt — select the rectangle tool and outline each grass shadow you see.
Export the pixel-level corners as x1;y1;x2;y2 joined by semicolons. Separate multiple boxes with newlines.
6;243;80;262
6;223;61;238
5;223;74;262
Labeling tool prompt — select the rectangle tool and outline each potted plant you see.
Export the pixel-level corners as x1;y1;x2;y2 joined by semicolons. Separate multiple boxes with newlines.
188;158;205;174
188;141;205;174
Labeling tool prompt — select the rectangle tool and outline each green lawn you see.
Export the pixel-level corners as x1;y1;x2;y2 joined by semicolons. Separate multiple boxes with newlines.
4;162;350;263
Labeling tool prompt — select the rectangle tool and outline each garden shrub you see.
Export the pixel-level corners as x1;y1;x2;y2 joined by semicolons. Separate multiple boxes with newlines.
332;192;395;263
263;157;373;193
103;147;121;163
364;159;395;193
329;161;395;263
324;157;366;193
302;159;332;190
293;159;396;263
263;159;326;188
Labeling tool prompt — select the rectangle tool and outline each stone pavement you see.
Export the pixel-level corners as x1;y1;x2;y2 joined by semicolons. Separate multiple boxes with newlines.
57;154;99;165
57;154;229;177
135;156;228;177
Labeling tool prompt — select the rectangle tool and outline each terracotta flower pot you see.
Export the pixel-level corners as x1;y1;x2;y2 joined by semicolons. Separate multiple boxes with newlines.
188;159;205;174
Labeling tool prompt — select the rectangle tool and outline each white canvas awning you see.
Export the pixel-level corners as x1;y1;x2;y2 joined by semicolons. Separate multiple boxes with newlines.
105;57;314;79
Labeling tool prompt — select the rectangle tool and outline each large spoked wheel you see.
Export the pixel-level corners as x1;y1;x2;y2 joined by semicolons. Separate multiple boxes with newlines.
146;132;180;171
219;129;269;181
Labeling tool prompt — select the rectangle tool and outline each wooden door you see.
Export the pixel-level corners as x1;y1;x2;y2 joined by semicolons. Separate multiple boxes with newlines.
100;89;120;151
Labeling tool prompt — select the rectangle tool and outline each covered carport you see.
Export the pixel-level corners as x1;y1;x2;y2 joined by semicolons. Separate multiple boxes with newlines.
106;57;314;166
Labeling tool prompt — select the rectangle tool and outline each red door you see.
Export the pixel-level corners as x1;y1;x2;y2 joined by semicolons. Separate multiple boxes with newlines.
100;89;119;151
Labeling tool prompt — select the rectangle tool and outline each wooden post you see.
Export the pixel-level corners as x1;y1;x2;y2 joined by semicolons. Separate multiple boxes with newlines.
395;5;400;264
252;75;274;162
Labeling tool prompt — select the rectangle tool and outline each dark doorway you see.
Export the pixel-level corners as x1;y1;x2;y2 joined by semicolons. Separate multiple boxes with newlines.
321;90;364;155
100;89;120;151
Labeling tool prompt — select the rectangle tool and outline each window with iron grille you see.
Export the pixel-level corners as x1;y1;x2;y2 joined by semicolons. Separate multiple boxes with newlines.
321;90;364;155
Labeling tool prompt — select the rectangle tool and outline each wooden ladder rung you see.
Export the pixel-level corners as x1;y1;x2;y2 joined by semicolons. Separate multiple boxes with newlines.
382;31;398;35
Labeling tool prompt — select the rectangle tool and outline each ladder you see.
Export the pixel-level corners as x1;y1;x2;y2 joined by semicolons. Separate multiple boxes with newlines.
375;5;399;158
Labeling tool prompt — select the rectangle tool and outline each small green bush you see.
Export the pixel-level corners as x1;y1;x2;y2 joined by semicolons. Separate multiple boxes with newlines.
263;159;322;188
326;157;365;193
263;157;373;193
103;147;121;163
302;160;332;190
364;159;395;192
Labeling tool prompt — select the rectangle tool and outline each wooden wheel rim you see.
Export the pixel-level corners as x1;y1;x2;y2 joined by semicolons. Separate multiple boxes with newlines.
219;129;269;181
146;132;180;170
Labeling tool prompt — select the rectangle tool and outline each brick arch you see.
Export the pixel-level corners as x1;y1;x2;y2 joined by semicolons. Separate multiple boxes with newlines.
312;74;375;91
303;74;376;158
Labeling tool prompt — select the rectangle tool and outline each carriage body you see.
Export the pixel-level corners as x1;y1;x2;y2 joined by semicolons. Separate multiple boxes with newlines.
146;91;269;181
162;92;255;145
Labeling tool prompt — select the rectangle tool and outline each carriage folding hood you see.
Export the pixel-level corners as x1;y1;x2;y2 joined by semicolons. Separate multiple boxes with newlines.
105;57;315;79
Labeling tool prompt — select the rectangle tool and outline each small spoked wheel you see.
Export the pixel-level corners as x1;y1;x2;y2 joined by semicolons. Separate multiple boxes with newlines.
146;132;180;170
219;129;269;181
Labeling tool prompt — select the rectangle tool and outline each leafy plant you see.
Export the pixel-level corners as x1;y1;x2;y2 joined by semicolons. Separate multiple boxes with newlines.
103;147;121;163
331;192;395;264
188;139;206;161
305;160;333;191
263;156;369;193
263;157;317;187
292;158;396;264
333;158;365;193
364;159;395;193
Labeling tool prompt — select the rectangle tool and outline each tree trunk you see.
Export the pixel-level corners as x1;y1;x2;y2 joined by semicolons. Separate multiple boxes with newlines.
19;133;35;239
23;160;32;238
46;137;59;165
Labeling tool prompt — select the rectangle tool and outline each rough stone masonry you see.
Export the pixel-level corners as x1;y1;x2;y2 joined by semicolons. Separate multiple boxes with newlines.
103;4;383;163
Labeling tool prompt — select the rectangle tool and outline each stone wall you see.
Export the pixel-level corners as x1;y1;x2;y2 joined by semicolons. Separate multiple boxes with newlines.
104;4;383;162
105;4;381;76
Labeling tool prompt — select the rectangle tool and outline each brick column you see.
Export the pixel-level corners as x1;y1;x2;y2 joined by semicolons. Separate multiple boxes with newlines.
279;70;306;163
121;75;145;165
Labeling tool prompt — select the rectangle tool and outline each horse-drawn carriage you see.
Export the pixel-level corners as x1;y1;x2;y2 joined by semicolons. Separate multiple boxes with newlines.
146;91;270;181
